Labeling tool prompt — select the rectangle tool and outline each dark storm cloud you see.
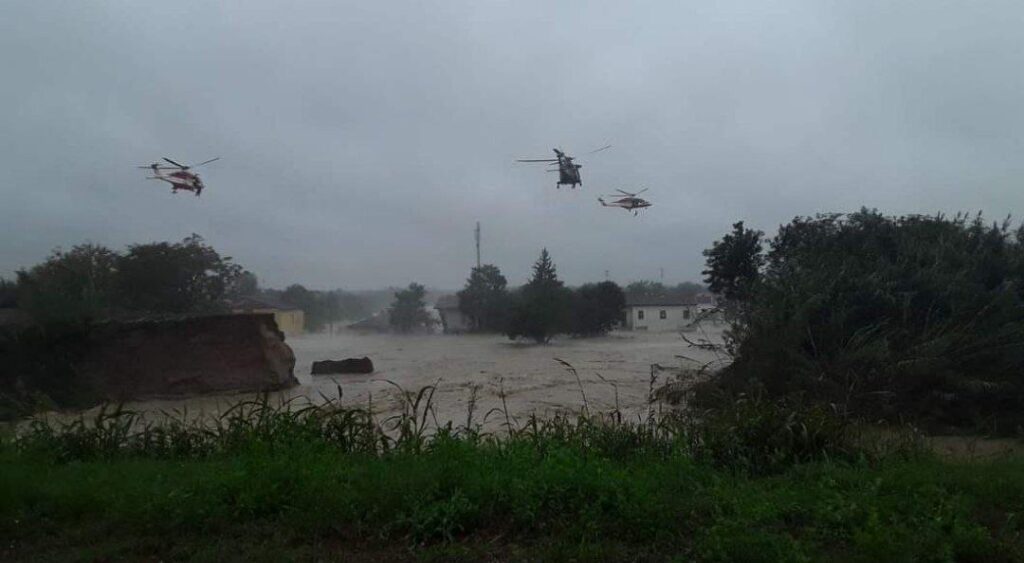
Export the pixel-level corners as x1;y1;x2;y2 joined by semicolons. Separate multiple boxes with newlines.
2;0;1023;289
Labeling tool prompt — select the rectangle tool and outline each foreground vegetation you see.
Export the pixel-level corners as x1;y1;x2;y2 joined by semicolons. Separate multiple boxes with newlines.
3;391;1024;562
700;210;1024;432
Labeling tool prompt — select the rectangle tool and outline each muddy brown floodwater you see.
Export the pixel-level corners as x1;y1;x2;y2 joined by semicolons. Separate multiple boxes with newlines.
53;327;727;429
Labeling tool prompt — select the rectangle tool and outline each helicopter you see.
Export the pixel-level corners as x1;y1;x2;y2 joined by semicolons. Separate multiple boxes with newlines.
516;145;610;189
138;157;220;196
598;189;652;216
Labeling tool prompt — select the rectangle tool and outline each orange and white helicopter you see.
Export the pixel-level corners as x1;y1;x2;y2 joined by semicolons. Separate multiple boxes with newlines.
138;157;219;196
598;189;652;216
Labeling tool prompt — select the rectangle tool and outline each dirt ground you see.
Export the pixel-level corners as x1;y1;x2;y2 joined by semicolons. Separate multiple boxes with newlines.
96;327;727;429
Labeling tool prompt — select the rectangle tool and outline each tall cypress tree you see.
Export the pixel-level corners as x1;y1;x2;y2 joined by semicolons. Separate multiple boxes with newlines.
506;249;572;343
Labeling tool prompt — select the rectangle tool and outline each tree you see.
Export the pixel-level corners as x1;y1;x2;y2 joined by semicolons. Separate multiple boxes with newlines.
0;278;16;308
277;284;346;332
506;249;572;343
672;281;705;302
116;234;243;314
570;281;626;337
702;210;1024;428
625;280;667;301
389;283;434;333
227;271;259;299
16;243;119;322
457;264;509;332
332;289;371;321
702;221;764;303
281;284;314;310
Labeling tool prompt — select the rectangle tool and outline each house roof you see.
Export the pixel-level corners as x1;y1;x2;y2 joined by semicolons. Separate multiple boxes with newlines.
348;309;391;330
228;296;301;312
434;294;460;309
694;292;717;305
625;294;695;307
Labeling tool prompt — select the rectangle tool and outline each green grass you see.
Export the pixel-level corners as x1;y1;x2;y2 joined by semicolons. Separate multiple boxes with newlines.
2;390;1024;561
3;445;1024;561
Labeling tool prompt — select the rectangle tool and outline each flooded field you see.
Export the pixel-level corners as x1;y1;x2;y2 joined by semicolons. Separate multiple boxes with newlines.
78;327;726;428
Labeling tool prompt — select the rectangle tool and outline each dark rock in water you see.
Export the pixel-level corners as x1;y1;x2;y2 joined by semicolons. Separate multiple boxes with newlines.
311;357;374;375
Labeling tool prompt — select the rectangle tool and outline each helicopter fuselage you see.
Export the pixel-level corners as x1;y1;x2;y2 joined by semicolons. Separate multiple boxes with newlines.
148;165;204;195
555;151;582;188
598;196;652;214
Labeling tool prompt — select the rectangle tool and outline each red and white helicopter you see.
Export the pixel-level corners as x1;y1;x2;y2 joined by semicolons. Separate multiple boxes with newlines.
138;157;219;196
598;189;652;216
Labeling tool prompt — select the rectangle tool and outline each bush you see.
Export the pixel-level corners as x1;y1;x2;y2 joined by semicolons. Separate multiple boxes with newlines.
0;322;100;420
702;210;1024;431
569;281;625;337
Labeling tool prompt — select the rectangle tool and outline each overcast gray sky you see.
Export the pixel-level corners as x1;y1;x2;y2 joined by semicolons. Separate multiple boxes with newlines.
2;1;1023;290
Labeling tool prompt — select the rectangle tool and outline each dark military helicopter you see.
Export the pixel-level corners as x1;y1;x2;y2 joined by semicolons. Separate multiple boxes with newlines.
138;157;220;196
516;145;610;189
598;189;652;216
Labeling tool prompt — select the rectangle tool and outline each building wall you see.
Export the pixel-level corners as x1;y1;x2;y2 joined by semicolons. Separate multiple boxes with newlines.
273;310;305;336
625;305;695;331
235;307;304;336
437;307;470;333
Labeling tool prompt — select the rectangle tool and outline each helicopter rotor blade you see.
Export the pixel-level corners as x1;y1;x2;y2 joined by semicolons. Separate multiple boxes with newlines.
163;157;187;169
587;144;612;154
634;188;649;195
191;157;221;167
516;159;559;163
615;189;634;196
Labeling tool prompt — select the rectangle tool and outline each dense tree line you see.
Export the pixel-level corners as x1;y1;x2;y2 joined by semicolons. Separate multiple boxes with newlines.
14;235;252;322
6;236;386;332
700;209;1024;430
456;249;627;343
262;285;376;332
623;280;704;303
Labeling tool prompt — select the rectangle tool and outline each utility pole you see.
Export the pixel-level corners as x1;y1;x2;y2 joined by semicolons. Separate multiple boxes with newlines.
474;221;481;268
604;269;610;280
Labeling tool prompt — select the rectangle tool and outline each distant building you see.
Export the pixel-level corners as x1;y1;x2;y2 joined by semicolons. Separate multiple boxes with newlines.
693;292;724;323
435;295;469;334
347;309;391;332
623;294;697;331
694;292;717;313
229;296;305;336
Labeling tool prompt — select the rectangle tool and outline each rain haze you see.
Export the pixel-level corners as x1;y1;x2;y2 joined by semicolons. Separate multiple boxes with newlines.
2;0;1023;289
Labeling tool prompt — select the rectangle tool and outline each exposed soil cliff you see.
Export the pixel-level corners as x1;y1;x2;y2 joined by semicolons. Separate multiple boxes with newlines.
79;314;298;400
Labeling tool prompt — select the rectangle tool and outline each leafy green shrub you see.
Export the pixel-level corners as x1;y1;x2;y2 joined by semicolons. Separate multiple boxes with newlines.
674;393;865;474
702;210;1024;431
0;322;99;420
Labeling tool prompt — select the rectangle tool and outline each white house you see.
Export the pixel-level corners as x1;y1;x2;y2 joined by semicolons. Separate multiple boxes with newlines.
434;295;470;334
623;295;698;331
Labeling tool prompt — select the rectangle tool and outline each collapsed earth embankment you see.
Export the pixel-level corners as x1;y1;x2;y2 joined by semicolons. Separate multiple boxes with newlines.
1;313;297;418
79;313;298;400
